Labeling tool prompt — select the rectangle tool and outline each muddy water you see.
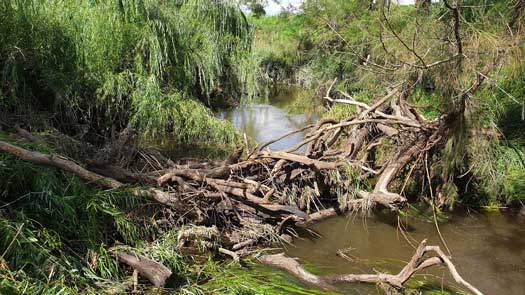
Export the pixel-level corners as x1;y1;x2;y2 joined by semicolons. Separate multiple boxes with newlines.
217;86;318;151
218;86;525;294
286;212;525;294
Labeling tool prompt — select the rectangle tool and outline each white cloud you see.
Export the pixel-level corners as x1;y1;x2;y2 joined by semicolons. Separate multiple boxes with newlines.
265;0;304;16
264;0;424;16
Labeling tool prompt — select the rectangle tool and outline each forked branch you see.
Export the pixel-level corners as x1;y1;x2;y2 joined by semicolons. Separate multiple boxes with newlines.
259;239;484;295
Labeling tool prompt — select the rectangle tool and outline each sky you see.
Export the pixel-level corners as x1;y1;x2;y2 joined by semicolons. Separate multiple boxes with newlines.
265;0;304;16
264;0;416;15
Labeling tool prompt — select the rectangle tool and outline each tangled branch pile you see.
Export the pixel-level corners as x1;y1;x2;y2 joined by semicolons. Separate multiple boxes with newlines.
0;79;466;263
0;81;483;292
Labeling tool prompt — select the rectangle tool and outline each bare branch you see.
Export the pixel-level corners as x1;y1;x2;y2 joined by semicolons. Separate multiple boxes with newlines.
260;239;485;295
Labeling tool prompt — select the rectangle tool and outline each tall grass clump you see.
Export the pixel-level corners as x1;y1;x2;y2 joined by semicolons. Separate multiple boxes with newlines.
0;0;254;146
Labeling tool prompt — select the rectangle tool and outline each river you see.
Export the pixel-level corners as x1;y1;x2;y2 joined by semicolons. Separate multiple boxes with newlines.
217;86;319;151
217;86;525;295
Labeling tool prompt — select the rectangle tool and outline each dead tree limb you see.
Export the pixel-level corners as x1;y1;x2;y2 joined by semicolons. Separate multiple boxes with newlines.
358;142;423;210
260;239;484;295
259;151;341;170
114;251;172;287
0;140;183;208
0;140;123;189
258;253;339;292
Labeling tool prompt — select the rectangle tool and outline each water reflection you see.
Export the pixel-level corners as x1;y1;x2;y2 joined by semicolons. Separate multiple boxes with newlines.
217;86;318;151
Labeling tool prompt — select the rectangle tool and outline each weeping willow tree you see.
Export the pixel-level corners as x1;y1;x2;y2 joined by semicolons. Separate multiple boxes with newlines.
0;0;256;145
0;1;269;293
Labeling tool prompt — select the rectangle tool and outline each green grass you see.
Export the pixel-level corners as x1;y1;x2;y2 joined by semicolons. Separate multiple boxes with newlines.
0;135;147;293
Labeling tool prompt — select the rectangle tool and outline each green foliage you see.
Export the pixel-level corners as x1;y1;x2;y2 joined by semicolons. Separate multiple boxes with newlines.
461;44;525;204
0;0;253;146
251;0;525;207
0;136;340;293
0;136;151;292
250;14;307;84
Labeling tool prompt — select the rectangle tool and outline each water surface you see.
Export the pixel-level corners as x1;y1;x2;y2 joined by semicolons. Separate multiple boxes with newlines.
285;211;525;294
217;86;318;151
218;85;525;294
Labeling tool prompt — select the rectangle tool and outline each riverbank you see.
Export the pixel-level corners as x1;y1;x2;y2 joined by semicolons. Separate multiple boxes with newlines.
2;1;525;294
2;83;515;295
0;129;325;295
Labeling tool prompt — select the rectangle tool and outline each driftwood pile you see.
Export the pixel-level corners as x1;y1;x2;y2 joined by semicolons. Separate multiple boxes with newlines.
0;83;481;293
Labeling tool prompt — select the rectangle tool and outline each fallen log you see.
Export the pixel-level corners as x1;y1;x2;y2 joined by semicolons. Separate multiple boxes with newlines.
14;125;39;142
259;253;338;292
219;247;240;262
0;140;183;208
259;239;484;295
114;251;172;287
295;208;338;227
259;151;341;170
0;140;123;189
89;164;156;184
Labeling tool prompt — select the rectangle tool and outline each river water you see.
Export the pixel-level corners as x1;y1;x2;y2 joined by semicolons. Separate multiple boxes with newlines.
217;86;319;151
287;211;525;295
218;86;525;295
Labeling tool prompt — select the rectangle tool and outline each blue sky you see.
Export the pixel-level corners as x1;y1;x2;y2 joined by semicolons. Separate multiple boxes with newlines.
264;0;416;15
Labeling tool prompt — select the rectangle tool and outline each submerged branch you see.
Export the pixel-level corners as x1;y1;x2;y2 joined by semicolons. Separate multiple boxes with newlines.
260;239;484;295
